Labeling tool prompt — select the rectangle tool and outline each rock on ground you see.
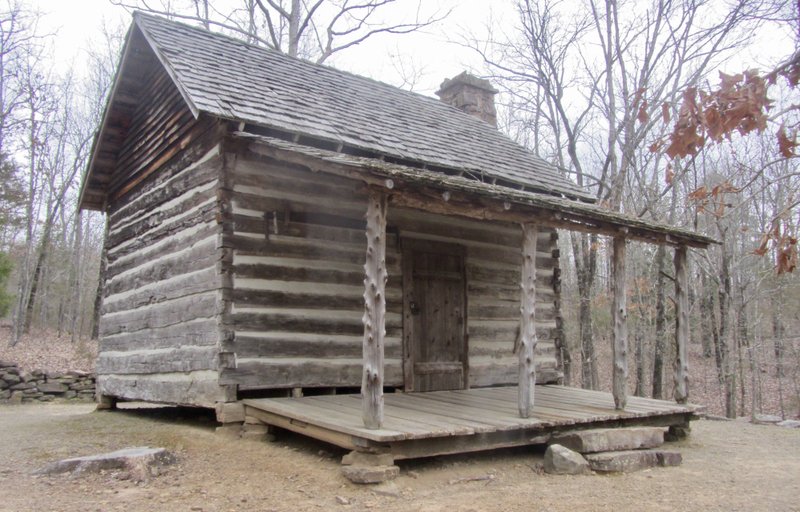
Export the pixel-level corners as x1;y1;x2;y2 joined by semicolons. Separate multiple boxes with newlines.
551;427;665;454
35;447;176;481
584;449;682;473
543;444;591;475
341;464;400;484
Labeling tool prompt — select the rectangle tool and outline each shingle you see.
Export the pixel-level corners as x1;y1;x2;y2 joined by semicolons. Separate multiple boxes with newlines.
134;12;593;201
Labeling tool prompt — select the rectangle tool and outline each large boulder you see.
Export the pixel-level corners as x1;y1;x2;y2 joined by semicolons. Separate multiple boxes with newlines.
551;427;665;454
584;449;681;473
36;447;176;481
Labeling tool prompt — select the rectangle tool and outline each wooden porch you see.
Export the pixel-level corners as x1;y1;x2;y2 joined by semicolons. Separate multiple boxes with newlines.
243;385;701;460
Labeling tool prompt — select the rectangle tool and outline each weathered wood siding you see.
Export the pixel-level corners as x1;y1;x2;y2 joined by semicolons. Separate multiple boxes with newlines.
219;150;404;390
221;150;561;390
97;137;225;407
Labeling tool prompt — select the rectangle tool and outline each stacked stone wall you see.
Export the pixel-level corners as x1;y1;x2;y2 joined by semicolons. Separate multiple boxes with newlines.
0;361;96;404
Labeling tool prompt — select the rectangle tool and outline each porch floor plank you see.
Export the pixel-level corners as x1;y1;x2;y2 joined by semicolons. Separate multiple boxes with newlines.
242;385;702;449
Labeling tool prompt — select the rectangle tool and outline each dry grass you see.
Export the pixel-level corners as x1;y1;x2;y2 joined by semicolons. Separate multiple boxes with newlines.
0;325;98;373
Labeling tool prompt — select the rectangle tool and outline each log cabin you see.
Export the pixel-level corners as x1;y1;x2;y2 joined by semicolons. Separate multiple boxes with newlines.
80;12;712;469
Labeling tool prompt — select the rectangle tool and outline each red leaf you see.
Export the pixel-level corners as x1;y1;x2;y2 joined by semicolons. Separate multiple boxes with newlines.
688;186;708;201
632;87;647;105
637;100;649;124
665;163;674;185
661;102;670;124
753;233;769;256
776;239;797;274
777;125;798;157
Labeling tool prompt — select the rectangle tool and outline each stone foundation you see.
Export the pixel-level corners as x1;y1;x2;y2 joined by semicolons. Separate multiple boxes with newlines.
0;361;96;404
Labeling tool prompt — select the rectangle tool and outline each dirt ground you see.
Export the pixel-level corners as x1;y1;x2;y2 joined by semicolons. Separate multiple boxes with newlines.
0;403;798;512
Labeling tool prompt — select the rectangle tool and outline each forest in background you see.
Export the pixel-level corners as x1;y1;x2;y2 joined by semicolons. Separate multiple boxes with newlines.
0;0;798;420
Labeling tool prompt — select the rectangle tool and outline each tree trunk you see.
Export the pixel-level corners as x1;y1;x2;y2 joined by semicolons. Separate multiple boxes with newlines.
22;234;49;334
719;239;736;418
634;329;645;397
771;298;786;418
652;244;667;399
572;233;598;390
771;300;785;377
699;276;715;358
552;238;569;385
288;0;301;57
91;218;109;340
69;209;84;342
736;291;749;417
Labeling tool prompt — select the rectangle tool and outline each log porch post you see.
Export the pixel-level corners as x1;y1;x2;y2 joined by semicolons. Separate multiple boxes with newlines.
612;236;628;410
518;223;539;418
673;245;689;404
362;189;388;429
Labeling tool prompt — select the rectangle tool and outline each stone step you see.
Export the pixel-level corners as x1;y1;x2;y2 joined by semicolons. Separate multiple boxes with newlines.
585;449;682;473
551;427;665;454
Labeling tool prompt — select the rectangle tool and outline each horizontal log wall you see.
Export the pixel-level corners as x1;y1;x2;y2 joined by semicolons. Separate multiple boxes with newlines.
97;140;226;406
389;208;561;387
220;153;404;389
221;152;560;390
97;371;222;408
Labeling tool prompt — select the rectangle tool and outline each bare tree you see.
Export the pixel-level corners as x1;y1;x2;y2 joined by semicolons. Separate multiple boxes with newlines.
110;0;449;64
1;9;122;345
0;0;43;156
11;69;93;344
469;0;777;397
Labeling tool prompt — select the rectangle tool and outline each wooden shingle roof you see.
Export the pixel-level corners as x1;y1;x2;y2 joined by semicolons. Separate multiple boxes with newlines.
83;12;592;205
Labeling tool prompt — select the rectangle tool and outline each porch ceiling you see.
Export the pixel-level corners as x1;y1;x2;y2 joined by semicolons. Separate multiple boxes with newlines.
238;132;716;249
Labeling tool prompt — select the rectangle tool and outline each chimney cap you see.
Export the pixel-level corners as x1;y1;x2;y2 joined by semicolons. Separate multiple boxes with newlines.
435;72;498;97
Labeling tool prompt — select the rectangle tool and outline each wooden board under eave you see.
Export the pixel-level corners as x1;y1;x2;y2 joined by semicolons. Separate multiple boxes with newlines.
220;152;562;391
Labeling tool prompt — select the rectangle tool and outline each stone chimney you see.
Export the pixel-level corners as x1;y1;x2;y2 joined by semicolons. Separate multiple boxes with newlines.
435;72;498;127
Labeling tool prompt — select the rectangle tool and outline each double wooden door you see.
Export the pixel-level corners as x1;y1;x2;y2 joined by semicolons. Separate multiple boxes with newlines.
402;240;467;392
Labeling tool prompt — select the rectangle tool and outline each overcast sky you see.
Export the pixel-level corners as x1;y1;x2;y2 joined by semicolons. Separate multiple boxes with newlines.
24;0;795;98
27;0;512;97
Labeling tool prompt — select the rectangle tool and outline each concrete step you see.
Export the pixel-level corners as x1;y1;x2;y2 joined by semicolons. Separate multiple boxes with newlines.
551;426;665;454
585;449;682;473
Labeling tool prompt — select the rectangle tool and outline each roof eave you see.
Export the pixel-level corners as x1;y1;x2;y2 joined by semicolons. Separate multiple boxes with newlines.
78;22;139;212
79;14;205;212
239;133;716;249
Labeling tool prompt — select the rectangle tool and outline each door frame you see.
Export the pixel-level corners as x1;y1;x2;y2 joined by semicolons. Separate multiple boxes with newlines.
401;237;469;392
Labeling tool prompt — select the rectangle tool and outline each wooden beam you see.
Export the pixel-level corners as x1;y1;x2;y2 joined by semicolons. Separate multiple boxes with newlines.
245;138;714;249
612;236;628;410
673;245;689;404
362;188;388;429
518;223;539;418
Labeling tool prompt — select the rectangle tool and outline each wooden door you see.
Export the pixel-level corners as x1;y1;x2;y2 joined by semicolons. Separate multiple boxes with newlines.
402;240;467;392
